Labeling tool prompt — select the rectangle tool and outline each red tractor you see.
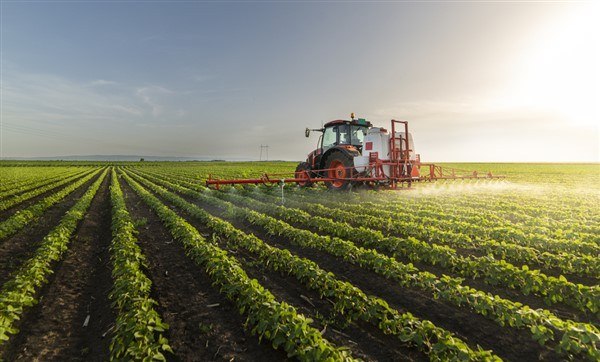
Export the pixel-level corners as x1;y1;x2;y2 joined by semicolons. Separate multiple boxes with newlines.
206;114;502;190
297;117;372;190
296;114;420;190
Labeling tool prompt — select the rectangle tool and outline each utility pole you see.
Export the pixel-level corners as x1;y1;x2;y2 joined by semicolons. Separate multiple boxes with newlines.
260;144;269;161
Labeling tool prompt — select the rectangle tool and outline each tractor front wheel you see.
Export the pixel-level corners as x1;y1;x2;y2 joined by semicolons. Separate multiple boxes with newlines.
324;153;354;191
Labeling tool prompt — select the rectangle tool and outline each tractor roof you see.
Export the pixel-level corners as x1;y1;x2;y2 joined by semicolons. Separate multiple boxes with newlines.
324;118;372;128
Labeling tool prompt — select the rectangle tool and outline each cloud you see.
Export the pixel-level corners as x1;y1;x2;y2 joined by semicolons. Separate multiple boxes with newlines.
192;74;213;82
90;79;118;86
2;69;144;126
2;65;191;136
135;85;174;117
1;67;196;157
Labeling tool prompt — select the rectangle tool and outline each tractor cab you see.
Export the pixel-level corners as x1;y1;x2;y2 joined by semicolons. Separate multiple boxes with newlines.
320;118;372;152
299;115;373;190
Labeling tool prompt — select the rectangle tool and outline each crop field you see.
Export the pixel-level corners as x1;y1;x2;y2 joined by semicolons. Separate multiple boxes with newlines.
0;161;598;361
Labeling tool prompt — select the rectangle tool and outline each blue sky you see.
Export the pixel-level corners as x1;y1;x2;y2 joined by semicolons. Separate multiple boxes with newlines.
1;1;598;161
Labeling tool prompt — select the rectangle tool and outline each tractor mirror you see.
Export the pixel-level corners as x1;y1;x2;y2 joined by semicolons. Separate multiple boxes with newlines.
305;128;310;137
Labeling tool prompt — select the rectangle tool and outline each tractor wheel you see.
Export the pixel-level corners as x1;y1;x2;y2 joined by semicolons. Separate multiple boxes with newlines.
295;162;314;187
324;152;354;191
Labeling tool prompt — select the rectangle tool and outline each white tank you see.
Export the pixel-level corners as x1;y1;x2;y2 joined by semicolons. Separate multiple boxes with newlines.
354;128;416;177
354;128;390;174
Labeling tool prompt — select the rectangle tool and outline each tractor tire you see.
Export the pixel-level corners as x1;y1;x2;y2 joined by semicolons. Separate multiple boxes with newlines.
324;152;354;191
295;162;314;187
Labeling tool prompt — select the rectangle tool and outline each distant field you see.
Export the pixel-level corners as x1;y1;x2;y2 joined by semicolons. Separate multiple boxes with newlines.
0;161;598;361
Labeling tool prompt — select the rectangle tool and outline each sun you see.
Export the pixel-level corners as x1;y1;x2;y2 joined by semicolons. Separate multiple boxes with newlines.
511;2;599;127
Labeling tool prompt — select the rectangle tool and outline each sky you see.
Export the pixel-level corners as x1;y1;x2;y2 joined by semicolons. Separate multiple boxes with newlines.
1;1;598;162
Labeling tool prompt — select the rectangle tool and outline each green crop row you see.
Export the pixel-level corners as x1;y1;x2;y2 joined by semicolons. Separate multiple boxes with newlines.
366;201;599;246
135;168;600;255
237;188;599;315
353;198;599;256
0;168;103;241
108;169;172;361
136;168;599;315
0;168;86;201
224;191;600;360
289;185;599;244
274;187;600;258
133;169;600;360
0;168;107;344
120;170;357;361
265;190;600;280
126;170;500;361
0;168;96;212
0;166;87;193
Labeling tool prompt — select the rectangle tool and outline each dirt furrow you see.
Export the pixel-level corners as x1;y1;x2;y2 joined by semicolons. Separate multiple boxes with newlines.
246;193;595;324
0;173;101;286
0;170;94;221
1;173;114;361
238;218;561;361
161;187;560;362
127;172;446;360
150;194;425;361
119;177;287;361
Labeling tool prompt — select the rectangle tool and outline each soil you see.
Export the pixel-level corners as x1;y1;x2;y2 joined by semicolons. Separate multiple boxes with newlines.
131;171;550;361
1;172;114;361
151;193;426;361
2;168;592;361
119;176;289;361
0;170;94;221
457;246;599;287
214;209;559;362
149;183;564;361
0;173;101;286
242;192;597;325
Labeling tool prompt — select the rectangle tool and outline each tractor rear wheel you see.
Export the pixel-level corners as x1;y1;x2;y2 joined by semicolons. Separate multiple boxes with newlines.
295;162;314;187
324;152;354;191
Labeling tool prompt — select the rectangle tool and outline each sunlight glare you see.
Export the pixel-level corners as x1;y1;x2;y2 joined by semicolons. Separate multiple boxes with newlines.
511;2;599;127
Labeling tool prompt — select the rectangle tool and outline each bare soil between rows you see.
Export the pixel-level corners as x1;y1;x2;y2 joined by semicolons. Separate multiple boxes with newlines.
128;171;552;361
0;172;101;286
119;175;288;361
1;171;114;361
0;170;94;221
244;191;598;325
135;177;426;361
1;168;587;361
207;203;560;361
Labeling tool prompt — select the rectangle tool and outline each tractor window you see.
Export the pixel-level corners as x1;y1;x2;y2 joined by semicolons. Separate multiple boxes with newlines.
338;125;350;144
351;126;367;145
322;126;337;149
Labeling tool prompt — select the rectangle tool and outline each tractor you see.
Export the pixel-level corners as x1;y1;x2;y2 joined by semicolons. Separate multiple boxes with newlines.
206;113;502;190
296;113;419;190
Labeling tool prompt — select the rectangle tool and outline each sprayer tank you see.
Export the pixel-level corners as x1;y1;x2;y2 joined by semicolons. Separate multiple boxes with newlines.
354;128;416;177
